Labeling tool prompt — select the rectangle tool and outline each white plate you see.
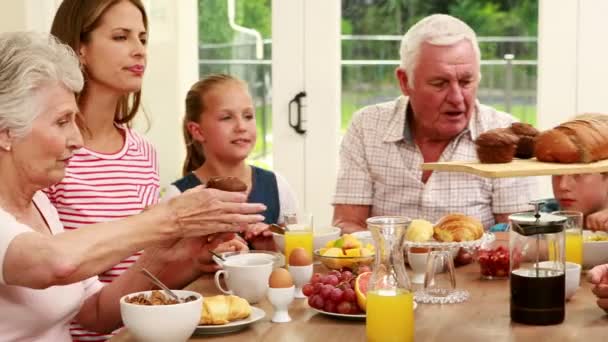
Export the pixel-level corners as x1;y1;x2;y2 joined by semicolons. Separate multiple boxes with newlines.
193;306;265;335
311;302;417;321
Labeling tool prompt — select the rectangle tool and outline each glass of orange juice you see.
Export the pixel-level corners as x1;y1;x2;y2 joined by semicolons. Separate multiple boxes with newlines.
552;211;583;265
283;213;314;264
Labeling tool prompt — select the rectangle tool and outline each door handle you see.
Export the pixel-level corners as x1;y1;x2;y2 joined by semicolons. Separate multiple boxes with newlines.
288;91;307;135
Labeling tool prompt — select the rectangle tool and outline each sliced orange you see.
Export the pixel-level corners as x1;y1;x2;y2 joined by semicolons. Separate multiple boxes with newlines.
354;271;371;311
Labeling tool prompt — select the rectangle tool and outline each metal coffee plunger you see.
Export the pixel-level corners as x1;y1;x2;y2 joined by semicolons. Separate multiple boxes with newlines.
509;201;567;325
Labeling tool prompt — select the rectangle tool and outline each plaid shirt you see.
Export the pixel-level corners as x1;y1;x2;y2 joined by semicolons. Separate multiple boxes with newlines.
333;96;536;228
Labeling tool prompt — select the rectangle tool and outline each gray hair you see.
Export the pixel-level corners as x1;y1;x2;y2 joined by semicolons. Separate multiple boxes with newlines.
399;14;481;88
0;31;83;138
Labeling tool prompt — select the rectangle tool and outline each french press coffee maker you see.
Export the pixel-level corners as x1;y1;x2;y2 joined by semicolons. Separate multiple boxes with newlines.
509;201;567;325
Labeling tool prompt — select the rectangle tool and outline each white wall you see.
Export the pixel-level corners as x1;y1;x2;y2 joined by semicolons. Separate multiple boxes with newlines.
137;0;198;189
0;0;197;190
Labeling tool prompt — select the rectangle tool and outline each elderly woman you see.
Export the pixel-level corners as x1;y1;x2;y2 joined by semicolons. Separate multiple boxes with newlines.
0;32;265;341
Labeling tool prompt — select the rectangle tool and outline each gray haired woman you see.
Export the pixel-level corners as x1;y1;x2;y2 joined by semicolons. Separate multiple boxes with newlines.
0;31;265;341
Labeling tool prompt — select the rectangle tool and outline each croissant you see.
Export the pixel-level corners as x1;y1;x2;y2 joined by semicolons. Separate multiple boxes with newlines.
200;295;251;325
433;214;484;242
535;113;608;163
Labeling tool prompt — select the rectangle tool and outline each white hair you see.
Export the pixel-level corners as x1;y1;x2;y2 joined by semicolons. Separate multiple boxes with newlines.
0;31;83;138
399;14;481;88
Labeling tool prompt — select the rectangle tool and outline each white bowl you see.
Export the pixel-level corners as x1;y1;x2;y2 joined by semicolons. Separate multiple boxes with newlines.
583;230;608;269
272;226;341;252
120;290;202;342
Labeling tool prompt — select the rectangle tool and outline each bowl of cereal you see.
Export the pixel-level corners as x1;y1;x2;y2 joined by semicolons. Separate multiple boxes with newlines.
583;230;608;269
120;290;202;342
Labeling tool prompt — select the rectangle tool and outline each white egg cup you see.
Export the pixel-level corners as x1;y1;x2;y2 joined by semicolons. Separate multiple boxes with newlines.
267;286;295;323
288;264;313;298
407;250;429;285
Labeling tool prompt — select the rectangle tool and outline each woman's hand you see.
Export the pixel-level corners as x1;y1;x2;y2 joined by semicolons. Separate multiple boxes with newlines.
586;210;608;231
243;223;277;251
244;223;273;240
158;186;266;238
588;264;608;312
195;233;249;273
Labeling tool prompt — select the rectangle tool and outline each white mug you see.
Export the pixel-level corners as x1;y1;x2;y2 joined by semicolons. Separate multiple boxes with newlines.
214;255;274;304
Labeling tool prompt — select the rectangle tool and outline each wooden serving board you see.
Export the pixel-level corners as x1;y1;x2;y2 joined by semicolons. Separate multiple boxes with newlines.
421;158;608;178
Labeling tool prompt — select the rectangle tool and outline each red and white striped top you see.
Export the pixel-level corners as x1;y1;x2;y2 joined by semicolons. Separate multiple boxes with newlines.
44;127;159;341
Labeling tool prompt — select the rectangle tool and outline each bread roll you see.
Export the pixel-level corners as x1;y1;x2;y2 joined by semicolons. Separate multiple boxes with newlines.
475;128;518;163
406;219;434;242
535;114;608;163
433;214;484;242
205;176;247;192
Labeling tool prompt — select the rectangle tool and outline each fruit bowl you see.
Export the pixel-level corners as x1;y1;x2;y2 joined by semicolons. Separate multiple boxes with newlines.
314;249;374;270
583;230;608;269
473;232;510;279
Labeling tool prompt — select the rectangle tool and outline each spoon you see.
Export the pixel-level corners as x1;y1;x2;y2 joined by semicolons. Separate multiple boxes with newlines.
140;267;181;303
210;250;226;262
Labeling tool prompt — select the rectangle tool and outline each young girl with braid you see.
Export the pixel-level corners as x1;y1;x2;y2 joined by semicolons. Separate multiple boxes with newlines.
164;74;298;250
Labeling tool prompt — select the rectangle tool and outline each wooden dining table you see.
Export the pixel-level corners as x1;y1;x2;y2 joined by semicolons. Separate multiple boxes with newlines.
112;262;607;342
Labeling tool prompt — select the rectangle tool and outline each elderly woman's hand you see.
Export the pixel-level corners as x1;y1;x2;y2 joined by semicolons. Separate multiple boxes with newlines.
586;210;608;231
588;264;608;313
194;233;249;273
159;186;266;238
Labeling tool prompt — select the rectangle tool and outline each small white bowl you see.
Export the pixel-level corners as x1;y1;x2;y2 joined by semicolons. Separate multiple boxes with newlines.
120;290;202;342
535;261;581;300
267;286;295;323
273;226;341;252
583;230;608;269
288;264;313;298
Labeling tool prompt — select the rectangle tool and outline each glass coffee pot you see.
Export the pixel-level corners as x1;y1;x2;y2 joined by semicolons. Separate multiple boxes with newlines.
365;216;414;342
509;201;567;325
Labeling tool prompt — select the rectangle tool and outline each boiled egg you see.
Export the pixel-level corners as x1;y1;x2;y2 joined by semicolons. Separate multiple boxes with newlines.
268;268;294;288
289;247;312;266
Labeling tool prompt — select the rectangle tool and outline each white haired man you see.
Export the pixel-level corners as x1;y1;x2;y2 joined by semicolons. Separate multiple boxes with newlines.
333;14;535;233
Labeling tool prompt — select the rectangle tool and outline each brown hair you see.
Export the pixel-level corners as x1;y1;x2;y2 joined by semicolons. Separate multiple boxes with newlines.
50;0;148;127
182;74;247;176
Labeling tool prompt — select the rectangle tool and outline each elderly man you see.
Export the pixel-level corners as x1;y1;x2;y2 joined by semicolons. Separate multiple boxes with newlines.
333;14;535;233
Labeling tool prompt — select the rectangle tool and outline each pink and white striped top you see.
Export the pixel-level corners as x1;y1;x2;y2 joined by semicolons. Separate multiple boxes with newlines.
44;126;159;341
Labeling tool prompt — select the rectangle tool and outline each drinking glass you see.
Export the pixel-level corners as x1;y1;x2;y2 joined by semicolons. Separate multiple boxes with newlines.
551;211;583;265
283;213;314;264
416;249;469;304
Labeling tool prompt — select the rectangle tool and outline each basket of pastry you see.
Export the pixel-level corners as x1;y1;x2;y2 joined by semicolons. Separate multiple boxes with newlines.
403;213;495;250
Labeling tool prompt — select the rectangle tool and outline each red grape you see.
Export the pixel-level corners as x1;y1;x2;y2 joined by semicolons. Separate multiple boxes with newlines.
310;273;323;284
313;282;323;294
343;288;356;302
309;295;324;309
337;301;352;314
307;295;315;307
325;275;339;286
320;284;333;299
340;282;352;291
341;270;354;281
302;283;314;297
329;287;344;302
324;300;337;313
